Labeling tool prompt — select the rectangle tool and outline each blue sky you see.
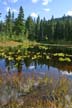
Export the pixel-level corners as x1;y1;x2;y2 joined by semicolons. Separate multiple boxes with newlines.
0;0;72;20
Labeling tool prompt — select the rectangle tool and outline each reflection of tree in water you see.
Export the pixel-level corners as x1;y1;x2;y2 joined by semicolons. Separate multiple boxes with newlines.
4;51;72;74
24;58;32;68
58;64;72;73
5;58;22;73
17;61;22;72
34;60;38;69
5;58;12;72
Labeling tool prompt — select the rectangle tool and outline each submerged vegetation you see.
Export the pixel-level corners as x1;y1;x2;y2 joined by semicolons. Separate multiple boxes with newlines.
0;44;72;63
0;44;71;74
0;71;72;108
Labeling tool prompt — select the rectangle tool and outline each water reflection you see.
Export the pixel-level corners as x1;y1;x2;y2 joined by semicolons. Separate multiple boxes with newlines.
0;45;72;79
0;56;72;79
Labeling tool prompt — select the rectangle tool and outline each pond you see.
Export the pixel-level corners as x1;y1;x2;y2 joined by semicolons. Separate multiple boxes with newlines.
0;45;72;79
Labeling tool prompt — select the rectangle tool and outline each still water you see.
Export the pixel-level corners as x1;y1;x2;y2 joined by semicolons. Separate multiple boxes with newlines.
0;57;72;79
0;45;72;79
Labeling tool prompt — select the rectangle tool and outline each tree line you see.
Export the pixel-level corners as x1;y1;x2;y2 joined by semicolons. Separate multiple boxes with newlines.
0;6;72;42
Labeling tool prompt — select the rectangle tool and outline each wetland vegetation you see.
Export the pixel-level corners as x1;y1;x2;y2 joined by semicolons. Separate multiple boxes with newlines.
0;5;72;108
0;44;71;107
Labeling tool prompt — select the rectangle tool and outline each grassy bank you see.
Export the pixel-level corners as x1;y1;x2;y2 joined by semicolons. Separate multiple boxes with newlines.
0;39;38;48
0;39;72;49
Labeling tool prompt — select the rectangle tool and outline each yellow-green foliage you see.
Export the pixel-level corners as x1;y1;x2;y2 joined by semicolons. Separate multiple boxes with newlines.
64;57;71;62
39;45;48;50
8;56;14;61
53;53;65;57
16;56;22;61
46;55;50;59
32;55;37;60
58;53;64;57
59;57;71;62
53;53;58;56
59;57;65;62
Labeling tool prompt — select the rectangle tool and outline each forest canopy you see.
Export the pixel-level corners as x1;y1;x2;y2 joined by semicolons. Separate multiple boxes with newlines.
0;6;72;43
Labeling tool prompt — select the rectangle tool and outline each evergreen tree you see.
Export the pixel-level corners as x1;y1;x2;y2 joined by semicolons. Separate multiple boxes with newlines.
5;9;12;37
14;6;25;35
0;13;1;17
11;12;15;34
35;16;40;40
0;6;72;43
0;21;3;33
25;16;35;40
39;19;43;41
65;19;71;41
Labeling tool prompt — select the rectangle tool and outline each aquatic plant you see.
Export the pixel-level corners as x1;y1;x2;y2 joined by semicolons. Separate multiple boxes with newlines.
39;45;48;50
64;57;71;62
53;53;58;56
16;56;23;61
46;55;50;59
59;57;71;62
8;56;14;61
59;57;65;62
53;53;65;57
58;53;65;57
32;55;37;60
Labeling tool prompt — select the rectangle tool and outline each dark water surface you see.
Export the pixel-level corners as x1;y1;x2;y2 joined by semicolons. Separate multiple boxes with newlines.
0;58;72;80
0;45;72;79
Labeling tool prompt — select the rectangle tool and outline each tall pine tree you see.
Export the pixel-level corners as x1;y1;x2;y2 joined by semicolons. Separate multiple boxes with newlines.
14;6;25;36
25;16;35;40
5;9;12;37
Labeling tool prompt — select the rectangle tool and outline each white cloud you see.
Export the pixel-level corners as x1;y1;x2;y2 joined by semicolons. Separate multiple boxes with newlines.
43;8;50;12
12;0;18;3
31;12;38;18
66;10;72;16
4;0;18;3
32;0;38;3
3;1;7;5
6;7;11;12
6;7;18;13
42;0;52;5
11;9;18;13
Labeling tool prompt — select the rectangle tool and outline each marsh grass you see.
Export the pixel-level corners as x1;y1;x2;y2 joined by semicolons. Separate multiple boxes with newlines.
0;44;72;107
0;70;72;108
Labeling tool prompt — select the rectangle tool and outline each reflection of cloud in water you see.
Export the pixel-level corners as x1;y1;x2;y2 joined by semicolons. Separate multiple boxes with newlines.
35;66;61;78
61;71;72;75
28;66;35;69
